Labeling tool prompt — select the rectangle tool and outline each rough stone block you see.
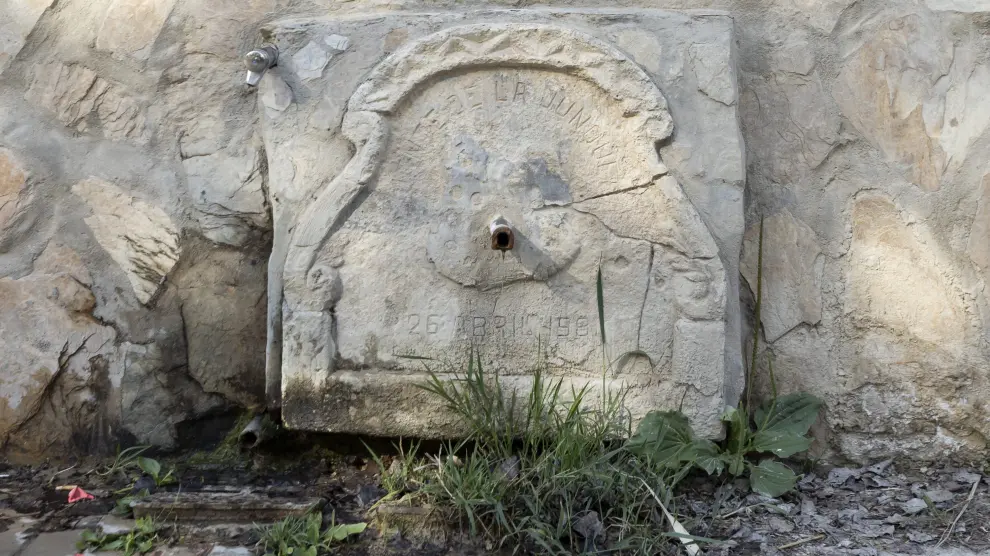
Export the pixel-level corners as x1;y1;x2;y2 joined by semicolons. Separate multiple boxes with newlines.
95;0;176;60
130;492;324;523
0;0;55;75
72;178;180;305
25;62;149;143
0;147;35;246
260;9;745;439
0;241;116;461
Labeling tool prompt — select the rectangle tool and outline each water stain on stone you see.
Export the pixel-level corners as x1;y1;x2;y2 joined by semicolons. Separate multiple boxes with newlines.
524;159;572;206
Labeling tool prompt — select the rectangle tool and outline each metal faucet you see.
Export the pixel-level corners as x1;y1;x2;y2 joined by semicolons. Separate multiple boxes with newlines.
243;45;279;87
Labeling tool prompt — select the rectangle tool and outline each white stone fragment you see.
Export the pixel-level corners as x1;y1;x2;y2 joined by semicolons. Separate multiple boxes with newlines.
324;34;349;51
293;41;330;81
208;546;253;556
926;0;990;12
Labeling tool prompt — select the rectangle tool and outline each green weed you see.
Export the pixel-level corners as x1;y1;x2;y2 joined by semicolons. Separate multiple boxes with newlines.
95;445;151;478
628;393;821;497
628;218;823;497
136;456;176;487
417;352;706;554
365;439;425;505
412;236;824;551
187;412;260;465
78;516;160;555
111;489;151;517
110;455;176;502
256;512;366;556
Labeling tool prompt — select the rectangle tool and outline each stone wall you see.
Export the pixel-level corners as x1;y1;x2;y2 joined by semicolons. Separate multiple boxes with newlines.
0;0;987;463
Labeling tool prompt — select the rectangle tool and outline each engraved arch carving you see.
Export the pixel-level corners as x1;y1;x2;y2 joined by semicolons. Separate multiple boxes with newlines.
283;23;683;300
276;23;727;390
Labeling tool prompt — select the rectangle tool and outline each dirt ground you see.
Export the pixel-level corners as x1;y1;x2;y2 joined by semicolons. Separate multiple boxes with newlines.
681;460;989;555
0;441;987;555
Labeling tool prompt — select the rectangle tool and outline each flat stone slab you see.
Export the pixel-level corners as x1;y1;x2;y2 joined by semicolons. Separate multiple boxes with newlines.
207;546;252;556
130;491;324;523
374;503;450;543
18;530;82;556
0;513;37;555
261;8;746;439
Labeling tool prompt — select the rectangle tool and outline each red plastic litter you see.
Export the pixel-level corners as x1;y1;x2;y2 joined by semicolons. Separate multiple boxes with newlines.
67;486;94;503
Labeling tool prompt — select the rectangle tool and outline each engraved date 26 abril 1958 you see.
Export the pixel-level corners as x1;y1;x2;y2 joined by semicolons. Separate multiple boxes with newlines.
404;313;593;340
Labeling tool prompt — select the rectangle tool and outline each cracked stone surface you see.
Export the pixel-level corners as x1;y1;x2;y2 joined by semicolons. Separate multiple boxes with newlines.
182;133;270;247
0;242;116;461
741;211;823;343
25;62;150;144
265;14;744;439
72;178;180;306
0;0;55;76
0;147;36;247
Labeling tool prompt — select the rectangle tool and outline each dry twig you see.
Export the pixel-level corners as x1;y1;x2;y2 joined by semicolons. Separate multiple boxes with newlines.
47;464;77;486
935;477;981;548
718;503;772;519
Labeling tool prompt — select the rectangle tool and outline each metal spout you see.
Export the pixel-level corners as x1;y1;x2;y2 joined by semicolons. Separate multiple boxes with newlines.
489;216;514;252
243;45;278;87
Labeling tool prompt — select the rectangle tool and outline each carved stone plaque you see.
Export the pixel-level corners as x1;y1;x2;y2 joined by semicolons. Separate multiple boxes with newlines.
261;14;745;438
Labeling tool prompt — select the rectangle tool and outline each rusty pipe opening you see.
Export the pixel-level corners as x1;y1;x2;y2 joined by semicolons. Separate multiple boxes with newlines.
238;414;268;449
489;216;514;252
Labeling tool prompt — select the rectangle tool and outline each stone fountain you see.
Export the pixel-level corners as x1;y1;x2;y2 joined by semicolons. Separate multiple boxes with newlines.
257;9;746;438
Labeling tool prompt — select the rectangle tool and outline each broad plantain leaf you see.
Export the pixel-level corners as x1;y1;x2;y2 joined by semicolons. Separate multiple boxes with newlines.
749;460;798;497
693;440;725;475
626;411;698;467
328;522;367;541
754;393;822;437
343;522;367;535
751;430;812;458
306;514;320;543
136;457;161;479
81;530;99;543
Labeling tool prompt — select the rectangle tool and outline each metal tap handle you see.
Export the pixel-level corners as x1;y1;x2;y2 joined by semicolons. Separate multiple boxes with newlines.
243;45;278;87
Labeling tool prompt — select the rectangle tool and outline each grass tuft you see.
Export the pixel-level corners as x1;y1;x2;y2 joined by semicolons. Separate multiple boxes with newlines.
415;353;692;555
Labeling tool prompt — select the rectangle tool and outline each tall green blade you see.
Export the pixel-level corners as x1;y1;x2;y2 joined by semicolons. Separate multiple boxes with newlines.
596;262;606;346
745;217;765;413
